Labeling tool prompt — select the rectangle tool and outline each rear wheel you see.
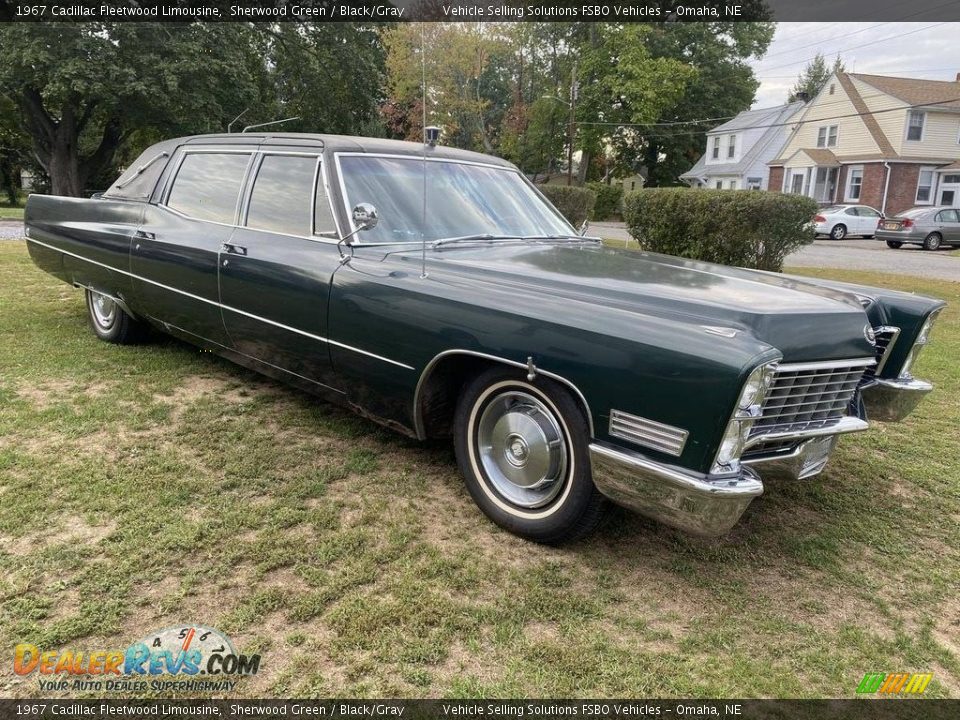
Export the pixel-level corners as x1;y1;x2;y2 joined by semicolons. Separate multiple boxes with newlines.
923;233;942;251
830;224;847;240
453;367;607;544
85;289;146;344
885;240;903;249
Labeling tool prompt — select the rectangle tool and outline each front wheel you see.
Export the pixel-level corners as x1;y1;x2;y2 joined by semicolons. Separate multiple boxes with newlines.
886;240;903;249
453;367;607;544
830;224;847;240
85;289;146;344
923;233;942;251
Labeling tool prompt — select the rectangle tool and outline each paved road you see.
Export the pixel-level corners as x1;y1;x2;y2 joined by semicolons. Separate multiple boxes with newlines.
0;221;24;240
590;221;960;283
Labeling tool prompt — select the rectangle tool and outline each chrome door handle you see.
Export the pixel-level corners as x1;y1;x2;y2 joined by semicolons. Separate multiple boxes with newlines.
134;230;155;240
221;243;247;256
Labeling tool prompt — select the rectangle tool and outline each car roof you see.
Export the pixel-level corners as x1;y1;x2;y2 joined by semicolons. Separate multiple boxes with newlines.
169;132;517;169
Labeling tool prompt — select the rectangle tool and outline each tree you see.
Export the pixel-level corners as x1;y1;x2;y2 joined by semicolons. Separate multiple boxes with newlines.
790;52;845;102
636;22;775;187
0;21;386;197
0;95;30;205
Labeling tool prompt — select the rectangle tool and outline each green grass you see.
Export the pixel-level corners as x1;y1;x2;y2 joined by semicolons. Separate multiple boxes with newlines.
0;204;24;220
0;242;957;699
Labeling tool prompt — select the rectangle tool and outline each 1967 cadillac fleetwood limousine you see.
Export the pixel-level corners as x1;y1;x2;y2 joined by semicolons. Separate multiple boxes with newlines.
24;133;946;543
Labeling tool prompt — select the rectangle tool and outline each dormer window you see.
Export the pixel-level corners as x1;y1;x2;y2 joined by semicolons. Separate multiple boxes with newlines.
907;111;925;141
712;136;720;159
727;135;736;159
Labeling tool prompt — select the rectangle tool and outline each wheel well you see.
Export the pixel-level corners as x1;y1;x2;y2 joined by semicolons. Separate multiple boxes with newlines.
415;353;593;440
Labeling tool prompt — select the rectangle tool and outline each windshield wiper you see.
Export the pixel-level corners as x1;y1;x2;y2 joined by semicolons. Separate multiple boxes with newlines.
432;233;600;248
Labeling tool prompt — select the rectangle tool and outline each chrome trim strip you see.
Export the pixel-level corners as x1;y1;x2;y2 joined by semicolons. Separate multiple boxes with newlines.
113;152;170;190
412;349;595;440
72;282;137;319
744;415;868;449
776;357;875;373
608;410;688;457
873;325;901;377
27;236;414;371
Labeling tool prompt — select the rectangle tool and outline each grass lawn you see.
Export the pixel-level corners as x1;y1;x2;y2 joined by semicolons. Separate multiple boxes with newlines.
0;241;957;699
0;204;25;221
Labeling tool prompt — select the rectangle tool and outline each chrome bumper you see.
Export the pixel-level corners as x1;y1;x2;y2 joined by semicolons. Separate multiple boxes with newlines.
589;443;763;537
862;377;933;422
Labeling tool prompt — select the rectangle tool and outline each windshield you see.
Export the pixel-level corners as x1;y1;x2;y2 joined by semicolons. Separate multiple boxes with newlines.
898;208;932;218
338;155;575;244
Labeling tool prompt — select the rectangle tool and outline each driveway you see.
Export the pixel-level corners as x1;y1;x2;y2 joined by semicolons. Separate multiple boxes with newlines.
590;221;960;283
0;221;24;241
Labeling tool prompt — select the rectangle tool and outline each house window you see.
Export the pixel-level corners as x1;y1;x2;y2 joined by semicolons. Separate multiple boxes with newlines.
845;165;863;201
915;167;936;204
790;172;804;195
746;177;762;190
817;125;838;148
712;137;720;159
715;180;723;189
729;179;738;190
829;84;835;95
907;111;925;141
727;135;736;159
813;167;839;202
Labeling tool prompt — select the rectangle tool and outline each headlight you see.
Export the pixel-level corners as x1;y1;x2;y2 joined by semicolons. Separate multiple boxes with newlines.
712;360;779;475
899;309;942;379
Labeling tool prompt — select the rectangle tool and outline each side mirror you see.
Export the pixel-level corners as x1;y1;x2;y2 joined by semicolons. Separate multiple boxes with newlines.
352;203;378;231
578;219;589;236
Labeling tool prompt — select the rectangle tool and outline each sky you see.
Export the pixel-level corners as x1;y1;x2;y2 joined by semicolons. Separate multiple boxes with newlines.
750;22;960;109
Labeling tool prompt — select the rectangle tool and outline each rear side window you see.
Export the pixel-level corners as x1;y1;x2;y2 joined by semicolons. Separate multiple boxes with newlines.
167;153;251;224
246;155;318;237
938;210;959;222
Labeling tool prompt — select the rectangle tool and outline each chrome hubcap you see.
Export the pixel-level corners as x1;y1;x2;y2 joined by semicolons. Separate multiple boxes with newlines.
476;390;568;508
91;292;117;329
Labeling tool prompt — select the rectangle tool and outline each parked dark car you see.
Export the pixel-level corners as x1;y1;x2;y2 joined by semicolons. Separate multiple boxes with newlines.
24;134;946;543
876;206;960;250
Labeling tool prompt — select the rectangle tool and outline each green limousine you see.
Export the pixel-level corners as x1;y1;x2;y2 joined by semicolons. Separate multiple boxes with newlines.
24;133;945;543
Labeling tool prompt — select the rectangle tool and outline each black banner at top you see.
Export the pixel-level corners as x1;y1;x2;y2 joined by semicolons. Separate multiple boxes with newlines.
1;0;960;22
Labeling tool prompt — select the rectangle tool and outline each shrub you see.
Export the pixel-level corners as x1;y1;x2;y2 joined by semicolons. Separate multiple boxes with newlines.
623;188;818;271
587;182;624;220
538;184;596;228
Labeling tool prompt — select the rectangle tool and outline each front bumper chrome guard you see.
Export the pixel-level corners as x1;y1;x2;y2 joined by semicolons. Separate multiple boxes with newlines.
589;443;763;537
862;377;933;422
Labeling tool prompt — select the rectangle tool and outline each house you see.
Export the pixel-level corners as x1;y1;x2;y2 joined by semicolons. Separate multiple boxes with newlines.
769;72;960;215
680;100;805;190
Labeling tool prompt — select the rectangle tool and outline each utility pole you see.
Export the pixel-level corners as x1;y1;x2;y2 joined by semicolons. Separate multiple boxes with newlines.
567;62;577;187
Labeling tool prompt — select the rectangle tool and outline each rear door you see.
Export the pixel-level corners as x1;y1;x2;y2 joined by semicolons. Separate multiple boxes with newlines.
937;209;960;243
218;151;343;389
132;149;253;346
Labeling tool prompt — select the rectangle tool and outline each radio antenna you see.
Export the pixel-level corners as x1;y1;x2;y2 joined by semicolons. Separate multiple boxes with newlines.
420;22;428;280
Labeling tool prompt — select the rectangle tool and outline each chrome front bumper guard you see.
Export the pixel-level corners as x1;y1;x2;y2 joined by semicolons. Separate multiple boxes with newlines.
590;443;764;537
590;417;871;537
861;377;933;422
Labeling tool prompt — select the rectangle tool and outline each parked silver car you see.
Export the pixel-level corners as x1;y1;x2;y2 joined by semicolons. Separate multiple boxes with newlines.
876;207;960;250
813;204;883;240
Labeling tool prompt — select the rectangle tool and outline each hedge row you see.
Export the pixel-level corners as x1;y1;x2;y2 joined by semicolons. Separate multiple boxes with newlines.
537;184;596;228
623;188;818;271
587;182;624;221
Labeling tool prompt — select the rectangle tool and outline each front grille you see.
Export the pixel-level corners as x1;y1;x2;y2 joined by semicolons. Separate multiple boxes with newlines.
750;359;874;438
861;327;899;383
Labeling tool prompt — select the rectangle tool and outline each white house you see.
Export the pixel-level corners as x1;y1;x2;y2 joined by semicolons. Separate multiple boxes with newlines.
680;100;805;190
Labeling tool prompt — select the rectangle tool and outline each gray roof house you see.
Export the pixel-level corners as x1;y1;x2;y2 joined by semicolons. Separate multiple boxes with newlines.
680;101;805;190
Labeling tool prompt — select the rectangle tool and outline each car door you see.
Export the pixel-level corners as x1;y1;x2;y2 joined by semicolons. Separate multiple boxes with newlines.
131;149;253;346
841;207;859;234
217;151;343;389
936;209;960;244
856;206;881;235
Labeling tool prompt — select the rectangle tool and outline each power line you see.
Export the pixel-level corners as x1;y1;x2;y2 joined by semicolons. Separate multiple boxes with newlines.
577;96;960;140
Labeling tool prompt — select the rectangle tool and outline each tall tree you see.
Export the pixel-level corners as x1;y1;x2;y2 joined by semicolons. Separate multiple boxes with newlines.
790;52;845;102
0;21;386;197
637;22;775;187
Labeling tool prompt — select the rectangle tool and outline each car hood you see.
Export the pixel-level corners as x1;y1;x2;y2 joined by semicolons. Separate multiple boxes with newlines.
385;242;876;362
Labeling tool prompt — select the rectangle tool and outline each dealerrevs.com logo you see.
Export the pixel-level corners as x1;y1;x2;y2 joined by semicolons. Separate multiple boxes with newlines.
856;672;934;695
13;625;260;693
